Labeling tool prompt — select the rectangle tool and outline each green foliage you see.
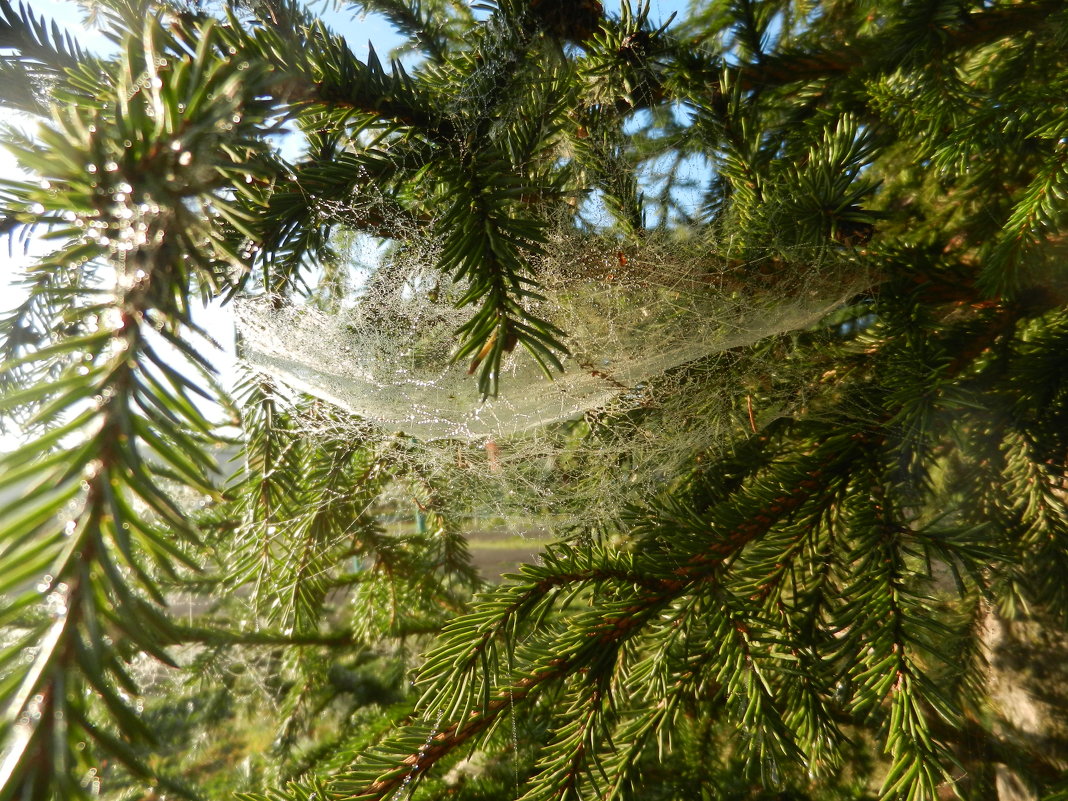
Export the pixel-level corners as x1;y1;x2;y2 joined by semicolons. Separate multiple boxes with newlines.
2;0;1068;800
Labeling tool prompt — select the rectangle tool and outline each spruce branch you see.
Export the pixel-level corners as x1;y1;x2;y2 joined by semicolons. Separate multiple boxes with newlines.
0;15;283;797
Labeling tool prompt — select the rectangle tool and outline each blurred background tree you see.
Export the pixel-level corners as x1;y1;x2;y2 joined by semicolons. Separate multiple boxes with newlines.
2;0;1068;800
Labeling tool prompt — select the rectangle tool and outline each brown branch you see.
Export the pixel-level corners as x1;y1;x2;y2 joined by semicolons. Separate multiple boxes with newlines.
353;596;666;801
341;435;868;800
740;0;1063;92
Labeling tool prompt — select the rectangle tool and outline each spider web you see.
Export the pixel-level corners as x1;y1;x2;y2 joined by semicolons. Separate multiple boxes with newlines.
233;10;874;531
236;233;858;441
236;222;869;530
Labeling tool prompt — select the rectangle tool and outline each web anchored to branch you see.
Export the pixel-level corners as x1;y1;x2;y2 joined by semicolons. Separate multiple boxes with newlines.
238;234;864;440
237;225;870;527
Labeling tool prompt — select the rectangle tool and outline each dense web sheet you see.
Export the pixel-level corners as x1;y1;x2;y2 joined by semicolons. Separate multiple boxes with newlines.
235;226;872;530
236;231;865;442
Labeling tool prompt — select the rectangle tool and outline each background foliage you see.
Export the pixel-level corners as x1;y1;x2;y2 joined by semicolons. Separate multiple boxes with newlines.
2;0;1068;800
